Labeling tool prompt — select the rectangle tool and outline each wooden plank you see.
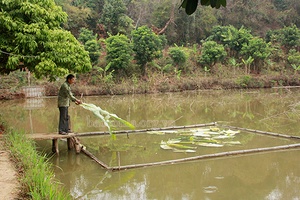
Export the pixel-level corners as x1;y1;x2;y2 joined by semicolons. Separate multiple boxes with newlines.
27;133;77;140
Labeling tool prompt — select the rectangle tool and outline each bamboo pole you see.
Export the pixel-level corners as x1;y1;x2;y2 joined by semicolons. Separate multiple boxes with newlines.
29;122;217;140
70;136;108;168
220;125;300;140
272;86;300;89
73;122;217;137
81;148;109;169
108;143;300;171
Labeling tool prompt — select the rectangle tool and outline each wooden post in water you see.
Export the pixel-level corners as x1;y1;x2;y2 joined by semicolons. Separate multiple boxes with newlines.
51;136;82;154
73;137;82;154
67;115;73;150
67;138;73;150
52;139;59;154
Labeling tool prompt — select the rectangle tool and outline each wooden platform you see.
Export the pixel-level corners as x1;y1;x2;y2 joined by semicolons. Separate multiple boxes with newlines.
27;132;78;140
26;133;83;154
26;123;217;154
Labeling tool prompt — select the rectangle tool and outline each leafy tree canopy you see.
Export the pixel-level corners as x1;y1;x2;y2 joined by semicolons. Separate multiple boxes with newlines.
105;34;133;72
99;0;134;36
169;45;187;67
0;0;92;80
78;28;97;44
198;41;227;67
131;26;162;76
208;25;253;55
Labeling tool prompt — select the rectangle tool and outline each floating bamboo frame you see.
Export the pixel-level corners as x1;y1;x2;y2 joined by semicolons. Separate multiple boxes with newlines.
29;122;217;140
75;123;300;171
80;142;300;171
220;125;300;140
72;122;217;137
30;122;300;170
108;143;300;171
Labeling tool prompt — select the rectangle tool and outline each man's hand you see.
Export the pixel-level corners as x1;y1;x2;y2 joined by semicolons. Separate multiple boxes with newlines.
75;99;82;105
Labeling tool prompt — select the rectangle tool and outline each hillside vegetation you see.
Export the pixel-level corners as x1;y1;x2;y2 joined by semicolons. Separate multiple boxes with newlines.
1;0;300;98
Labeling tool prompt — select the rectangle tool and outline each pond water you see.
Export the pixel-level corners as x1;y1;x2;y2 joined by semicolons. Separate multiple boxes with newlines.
1;88;300;200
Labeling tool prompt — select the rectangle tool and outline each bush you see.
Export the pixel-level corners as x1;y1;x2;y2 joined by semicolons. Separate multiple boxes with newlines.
169;45;188;70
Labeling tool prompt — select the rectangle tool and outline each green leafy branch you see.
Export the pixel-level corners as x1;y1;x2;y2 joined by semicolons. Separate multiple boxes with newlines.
80;103;135;139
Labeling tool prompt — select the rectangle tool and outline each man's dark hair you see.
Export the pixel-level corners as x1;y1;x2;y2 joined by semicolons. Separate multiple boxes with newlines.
66;74;75;81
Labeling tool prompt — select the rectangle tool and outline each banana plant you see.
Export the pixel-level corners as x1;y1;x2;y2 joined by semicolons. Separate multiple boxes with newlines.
80;103;135;139
242;56;254;74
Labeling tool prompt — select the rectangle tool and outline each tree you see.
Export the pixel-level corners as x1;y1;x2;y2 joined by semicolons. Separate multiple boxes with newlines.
241;37;272;73
281;25;300;49
266;25;300;52
131;26;162;76
169;45;187;70
0;0;92;80
78;28;97;44
55;0;105;35
198;41;227;68
55;0;92;37
78;28;101;64
208;25;253;57
288;49;300;65
99;0;134;36
84;40;101;64
105;34;133;74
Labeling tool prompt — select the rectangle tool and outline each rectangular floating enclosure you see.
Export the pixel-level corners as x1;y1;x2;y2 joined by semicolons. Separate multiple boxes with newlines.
28;122;300;171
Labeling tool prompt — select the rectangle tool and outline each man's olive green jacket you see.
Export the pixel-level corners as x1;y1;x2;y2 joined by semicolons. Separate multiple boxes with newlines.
58;82;77;107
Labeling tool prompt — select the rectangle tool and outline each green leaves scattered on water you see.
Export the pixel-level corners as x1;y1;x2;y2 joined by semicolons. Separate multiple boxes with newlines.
80;103;135;138
159;127;241;153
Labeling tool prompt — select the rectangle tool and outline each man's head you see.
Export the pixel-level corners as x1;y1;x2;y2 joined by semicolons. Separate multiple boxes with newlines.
66;74;75;84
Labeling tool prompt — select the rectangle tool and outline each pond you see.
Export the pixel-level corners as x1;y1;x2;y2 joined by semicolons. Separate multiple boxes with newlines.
1;88;300;199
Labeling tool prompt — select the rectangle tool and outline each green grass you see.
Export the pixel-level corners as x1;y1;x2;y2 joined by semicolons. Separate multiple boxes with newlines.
4;129;71;200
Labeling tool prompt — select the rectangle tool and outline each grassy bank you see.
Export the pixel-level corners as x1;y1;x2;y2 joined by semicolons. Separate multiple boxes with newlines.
57;73;300;97
3;128;71;200
2;69;300;99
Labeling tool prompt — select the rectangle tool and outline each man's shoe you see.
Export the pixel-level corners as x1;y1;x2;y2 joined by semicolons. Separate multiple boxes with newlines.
59;131;68;135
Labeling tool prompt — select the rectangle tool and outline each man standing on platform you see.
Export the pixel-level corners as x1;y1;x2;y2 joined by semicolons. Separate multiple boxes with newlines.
58;74;82;135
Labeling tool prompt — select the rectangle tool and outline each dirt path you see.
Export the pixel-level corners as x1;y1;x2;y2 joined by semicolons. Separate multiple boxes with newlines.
0;140;21;200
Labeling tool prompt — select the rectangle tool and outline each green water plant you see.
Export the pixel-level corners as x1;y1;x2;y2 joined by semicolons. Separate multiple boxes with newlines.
159;127;241;153
160;140;197;153
80;103;135;139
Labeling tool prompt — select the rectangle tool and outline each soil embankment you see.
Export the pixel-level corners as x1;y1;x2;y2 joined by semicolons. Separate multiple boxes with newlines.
0;140;21;199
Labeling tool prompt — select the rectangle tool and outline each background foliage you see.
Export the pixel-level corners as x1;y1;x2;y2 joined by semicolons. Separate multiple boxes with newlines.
0;0;92;80
1;0;300;84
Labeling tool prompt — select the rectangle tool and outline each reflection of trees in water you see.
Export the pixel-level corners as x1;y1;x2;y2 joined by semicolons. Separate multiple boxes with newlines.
49;147;300;199
3;88;300;134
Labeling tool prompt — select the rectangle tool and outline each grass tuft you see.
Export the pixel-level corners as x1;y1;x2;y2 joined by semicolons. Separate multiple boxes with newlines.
4;129;71;200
